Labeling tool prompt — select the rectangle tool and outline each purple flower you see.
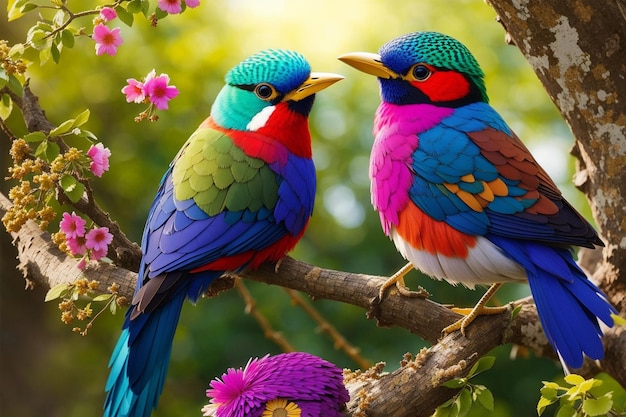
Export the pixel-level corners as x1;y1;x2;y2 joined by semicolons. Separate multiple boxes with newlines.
93;24;123;56
87;143;111;177
143;73;179;110
185;0;200;8
204;352;349;417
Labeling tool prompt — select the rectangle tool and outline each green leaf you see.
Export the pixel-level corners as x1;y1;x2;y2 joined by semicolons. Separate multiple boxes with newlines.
0;93;13;120
540;386;559;401
50;41;60;64
455;388;472;417
61;29;74;48
39;47;52;66
432;404;451;417
23;131;47;142
442;378;466;389
59;174;85;203
555;403;577;417
45;283;71;302
475;387;494;411
37;140;59;161
115;6;134;27
564;374;586;385
126;0;143;13
27;29;48;50
49;119;74;136
7;0;28;21
9;43;25;57
72;109;90;128
467;356;495;378
7;73;23;95
582;394;613;416
92;294;112;302
537;396;556;416
52;8;67;27
109;299;117;314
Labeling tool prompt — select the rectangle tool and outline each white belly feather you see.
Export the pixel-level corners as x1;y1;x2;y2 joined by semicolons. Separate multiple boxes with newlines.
390;227;527;288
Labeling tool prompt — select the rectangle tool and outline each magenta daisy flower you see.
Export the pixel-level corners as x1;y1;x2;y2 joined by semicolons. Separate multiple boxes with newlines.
93;24;123;56
87;143;111;177
158;0;183;14
66;236;87;256
85;226;113;252
143;73;179;110
100;7;118;22
122;78;146;103
59;211;86;239
204;352;349;417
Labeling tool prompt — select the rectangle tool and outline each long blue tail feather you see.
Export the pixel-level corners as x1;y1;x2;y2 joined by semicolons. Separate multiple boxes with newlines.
488;235;616;368
103;284;188;417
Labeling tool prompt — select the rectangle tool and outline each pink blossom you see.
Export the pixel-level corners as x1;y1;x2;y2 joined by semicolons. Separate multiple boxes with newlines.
85;227;113;252
87;143;111;177
67;236;87;256
93;24;123;56
76;257;87;270
90;247;108;261
158;0;183;14
100;7;117;22
185;0;200;8
122;78;146;103
144;73;179;110
60;212;86;239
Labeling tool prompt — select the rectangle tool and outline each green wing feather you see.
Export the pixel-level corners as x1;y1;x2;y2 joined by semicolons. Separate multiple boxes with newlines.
172;128;279;216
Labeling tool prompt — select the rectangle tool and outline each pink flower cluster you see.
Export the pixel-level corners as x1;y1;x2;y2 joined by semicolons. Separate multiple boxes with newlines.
60;212;113;268
158;0;200;14
87;143;111;177
93;8;122;56
122;70;179;110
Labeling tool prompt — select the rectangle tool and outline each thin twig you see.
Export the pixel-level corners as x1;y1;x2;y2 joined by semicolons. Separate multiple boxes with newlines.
284;288;372;370
234;279;296;352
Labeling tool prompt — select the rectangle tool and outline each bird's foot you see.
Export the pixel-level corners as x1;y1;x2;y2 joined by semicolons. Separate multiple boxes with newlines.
443;305;508;335
368;263;428;322
376;262;427;303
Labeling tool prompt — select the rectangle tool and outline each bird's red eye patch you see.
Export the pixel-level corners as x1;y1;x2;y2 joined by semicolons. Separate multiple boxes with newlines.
409;70;470;102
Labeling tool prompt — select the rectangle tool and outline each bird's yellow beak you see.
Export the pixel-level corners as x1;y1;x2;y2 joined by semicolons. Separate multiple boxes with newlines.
285;72;344;101
337;52;398;79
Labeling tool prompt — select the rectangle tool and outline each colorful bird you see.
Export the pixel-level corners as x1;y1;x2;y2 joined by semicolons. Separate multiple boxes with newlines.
103;50;343;417
338;32;617;369
202;352;350;417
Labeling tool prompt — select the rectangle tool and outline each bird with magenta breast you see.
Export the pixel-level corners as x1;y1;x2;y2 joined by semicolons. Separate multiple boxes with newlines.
339;31;617;369
103;50;343;417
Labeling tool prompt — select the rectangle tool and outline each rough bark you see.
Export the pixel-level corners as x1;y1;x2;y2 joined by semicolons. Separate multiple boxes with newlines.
486;0;626;312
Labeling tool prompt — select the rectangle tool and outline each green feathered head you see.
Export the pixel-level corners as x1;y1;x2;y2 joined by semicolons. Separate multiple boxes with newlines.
211;49;342;131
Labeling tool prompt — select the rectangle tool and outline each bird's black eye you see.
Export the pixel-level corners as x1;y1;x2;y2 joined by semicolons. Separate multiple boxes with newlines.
254;83;276;100
411;64;431;81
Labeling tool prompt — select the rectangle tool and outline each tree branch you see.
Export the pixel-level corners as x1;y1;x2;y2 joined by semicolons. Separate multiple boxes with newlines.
2;191;624;416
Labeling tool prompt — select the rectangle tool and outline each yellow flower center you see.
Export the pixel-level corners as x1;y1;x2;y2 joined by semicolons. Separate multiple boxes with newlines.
262;399;301;417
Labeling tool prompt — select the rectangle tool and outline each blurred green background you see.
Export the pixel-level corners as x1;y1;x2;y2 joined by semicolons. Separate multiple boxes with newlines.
0;1;605;416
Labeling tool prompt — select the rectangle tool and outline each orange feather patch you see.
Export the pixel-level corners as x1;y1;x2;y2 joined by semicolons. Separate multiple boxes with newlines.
395;202;476;258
